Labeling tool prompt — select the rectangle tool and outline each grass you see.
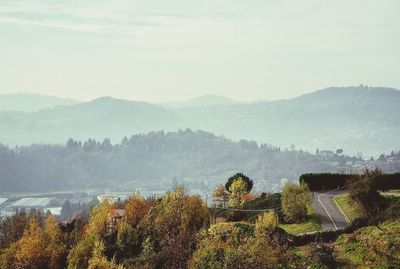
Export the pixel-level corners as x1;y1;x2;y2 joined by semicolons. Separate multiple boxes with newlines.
279;207;321;235
333;193;361;222
388;189;400;193
333;219;400;268
381;192;400;198
334;192;400;222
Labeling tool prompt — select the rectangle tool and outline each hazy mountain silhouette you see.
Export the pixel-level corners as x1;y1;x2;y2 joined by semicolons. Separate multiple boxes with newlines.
0;93;78;112
160;94;241;108
0;86;398;154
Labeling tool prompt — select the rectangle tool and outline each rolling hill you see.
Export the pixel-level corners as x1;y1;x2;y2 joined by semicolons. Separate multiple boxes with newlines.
0;93;78;112
160;94;241;108
0;86;398;154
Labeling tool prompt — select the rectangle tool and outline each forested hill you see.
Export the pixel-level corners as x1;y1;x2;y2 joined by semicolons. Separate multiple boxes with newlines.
1;130;399;193
0;86;399;154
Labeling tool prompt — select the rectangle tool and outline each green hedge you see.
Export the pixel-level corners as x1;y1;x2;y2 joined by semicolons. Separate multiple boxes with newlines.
299;173;350;191
299;173;400;191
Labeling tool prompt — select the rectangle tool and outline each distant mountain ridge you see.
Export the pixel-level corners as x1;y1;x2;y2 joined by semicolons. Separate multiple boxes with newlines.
0;93;78;112
0;86;398;154
160;94;241;108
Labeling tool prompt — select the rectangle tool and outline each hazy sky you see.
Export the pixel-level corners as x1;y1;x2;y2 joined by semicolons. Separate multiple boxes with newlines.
1;0;399;102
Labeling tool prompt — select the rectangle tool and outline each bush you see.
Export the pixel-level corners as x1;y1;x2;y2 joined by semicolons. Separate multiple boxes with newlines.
281;183;311;223
189;247;224;269
347;168;383;222
255;212;278;237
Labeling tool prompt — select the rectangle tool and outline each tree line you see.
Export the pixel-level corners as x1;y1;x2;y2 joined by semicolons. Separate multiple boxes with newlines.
0;129;337;193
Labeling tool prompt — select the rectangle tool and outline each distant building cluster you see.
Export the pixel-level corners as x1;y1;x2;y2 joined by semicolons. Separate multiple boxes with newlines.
0;192;95;220
0;197;61;217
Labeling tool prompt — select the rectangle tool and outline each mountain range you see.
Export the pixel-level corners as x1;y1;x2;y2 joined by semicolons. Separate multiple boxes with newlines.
0;93;78;112
0;86;399;155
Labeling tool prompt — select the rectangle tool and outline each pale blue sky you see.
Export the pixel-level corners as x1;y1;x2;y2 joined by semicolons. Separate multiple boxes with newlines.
0;0;399;102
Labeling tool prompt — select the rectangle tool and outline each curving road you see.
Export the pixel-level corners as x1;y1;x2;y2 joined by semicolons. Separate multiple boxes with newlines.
312;189;350;231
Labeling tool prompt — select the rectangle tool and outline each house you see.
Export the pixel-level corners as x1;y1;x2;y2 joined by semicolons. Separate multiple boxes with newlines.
107;209;126;234
9;197;52;213
318;150;335;160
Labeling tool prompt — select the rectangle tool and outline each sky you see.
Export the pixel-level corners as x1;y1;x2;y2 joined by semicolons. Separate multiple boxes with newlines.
0;0;399;102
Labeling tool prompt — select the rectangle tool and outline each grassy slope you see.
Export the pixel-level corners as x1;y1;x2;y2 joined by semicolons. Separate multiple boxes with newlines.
382;192;400;198
279;207;321;235
333;193;361;222
332;194;400;267
291;196;400;268
334;219;400;268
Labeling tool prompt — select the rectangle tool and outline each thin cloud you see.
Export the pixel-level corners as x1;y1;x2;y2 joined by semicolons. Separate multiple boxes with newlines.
0;1;175;34
0;17;104;32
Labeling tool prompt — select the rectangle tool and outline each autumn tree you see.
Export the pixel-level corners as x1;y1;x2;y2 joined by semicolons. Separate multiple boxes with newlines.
88;240;124;269
228;179;247;208
116;193;154;261
190;223;250;269
281;182;311;223
254;211;278;237
347;168;383;221
14;218;48;268
152;186;208;268
124;193;153;227
67;236;96;269
0;242;19;269
68;201;115;269
237;211;283;268
212;184;229;208
190;213;284;269
44;215;69;268
0;213;67;269
225;173;253;193
0;212;29;249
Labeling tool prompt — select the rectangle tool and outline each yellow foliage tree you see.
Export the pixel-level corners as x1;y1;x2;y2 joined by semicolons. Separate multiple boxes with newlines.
228;179;247;208
124;193;153;227
153;187;209;268
68;201;115;269
88;240;124;269
254;211;279;238
44;215;68;269
15;218;48;269
87;200;114;238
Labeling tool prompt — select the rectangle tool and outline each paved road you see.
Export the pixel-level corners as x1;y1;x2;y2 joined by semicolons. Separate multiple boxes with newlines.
312;190;350;231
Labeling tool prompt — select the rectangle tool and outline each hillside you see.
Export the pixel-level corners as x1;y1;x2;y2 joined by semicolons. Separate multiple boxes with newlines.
0;93;78;112
173;86;400;154
0;86;399;154
0;97;181;145
0;130;334;193
160;94;241;108
1;129;399;194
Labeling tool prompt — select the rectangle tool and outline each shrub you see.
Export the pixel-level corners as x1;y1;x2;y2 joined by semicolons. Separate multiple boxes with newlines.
281;183;311;223
254;211;278;237
347;168;383;222
189;247;224;269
